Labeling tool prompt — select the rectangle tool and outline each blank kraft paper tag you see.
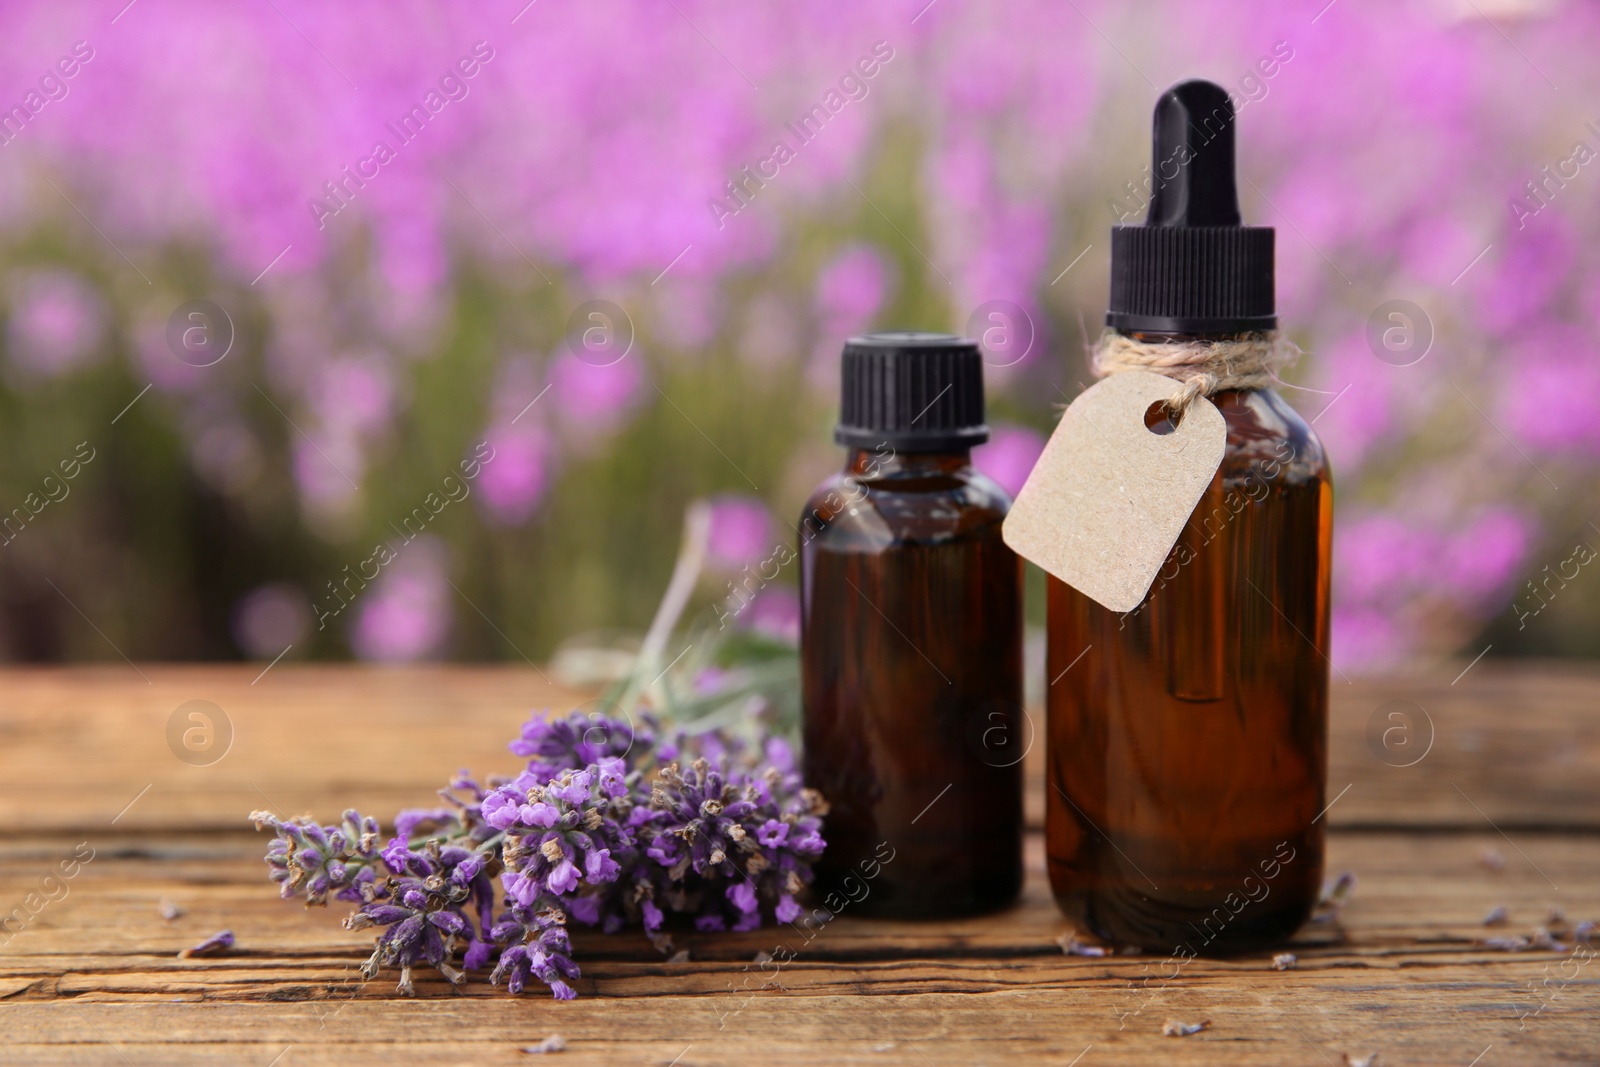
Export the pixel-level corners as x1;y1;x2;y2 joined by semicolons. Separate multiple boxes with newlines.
1003;371;1227;613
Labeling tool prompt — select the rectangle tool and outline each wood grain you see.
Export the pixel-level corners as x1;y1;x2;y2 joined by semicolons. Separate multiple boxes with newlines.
1;663;1597;1065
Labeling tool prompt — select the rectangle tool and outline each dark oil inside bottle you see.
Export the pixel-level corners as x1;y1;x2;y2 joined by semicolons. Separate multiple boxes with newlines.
1046;383;1332;953
801;448;1023;918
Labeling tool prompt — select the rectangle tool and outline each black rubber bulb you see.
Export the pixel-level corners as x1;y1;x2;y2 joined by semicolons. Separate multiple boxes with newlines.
1146;79;1241;228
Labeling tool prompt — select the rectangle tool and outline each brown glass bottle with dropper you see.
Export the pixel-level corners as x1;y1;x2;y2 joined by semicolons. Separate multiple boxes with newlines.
1045;81;1332;953
801;332;1024;918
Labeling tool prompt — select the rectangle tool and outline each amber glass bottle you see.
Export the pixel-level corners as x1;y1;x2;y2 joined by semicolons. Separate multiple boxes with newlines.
1046;81;1332;952
801;332;1023;918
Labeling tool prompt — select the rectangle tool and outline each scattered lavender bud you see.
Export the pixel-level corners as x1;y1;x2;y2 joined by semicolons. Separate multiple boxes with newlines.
1057;932;1111;957
159;900;184;921
1480;846;1505;871
1344;1055;1377;1067
520;1035;566;1054
1312;871;1357;923
1484;936;1530;951
1530;927;1567;952
178;930;235;958
1546;906;1566;927
1482;905;1508;926
667;949;691;964
1162;1019;1209;1037
1574;920;1596;942
751;950;772;964
1271;952;1298;971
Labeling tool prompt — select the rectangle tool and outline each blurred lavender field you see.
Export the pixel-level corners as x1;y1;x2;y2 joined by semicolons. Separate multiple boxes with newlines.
0;0;1595;671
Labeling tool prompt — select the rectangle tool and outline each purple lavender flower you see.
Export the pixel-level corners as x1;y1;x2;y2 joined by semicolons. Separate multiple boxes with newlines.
254;706;826;1000
490;908;579;999
251;808;386;905
508;708;643;782
344;838;499;996
177;930;235;959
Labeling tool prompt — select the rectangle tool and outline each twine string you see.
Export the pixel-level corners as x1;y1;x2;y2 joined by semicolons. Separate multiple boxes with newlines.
1090;331;1299;413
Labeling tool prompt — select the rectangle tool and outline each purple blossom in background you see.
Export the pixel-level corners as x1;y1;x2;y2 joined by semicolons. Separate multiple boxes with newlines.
693;666;729;695
4;270;105;381
549;350;644;442
973;423;1045;499
0;1;1596;669
232;583;311;660
1333;606;1403;674
292;431;365;518
351;537;451;662
312;355;397;440
476;424;550;527
1502;327;1600;455
190;422;266;498
135;317;203;393
1330;507;1531;668
1308;335;1394;476
1335;516;1438;607
1438;510;1530;604
744;587;800;645
705;495;772;569
815;244;891;338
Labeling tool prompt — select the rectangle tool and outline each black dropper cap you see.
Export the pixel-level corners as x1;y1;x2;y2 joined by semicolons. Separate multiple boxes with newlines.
1106;79;1276;335
834;332;989;452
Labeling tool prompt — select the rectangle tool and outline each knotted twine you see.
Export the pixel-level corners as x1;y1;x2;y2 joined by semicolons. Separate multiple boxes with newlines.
1089;331;1300;414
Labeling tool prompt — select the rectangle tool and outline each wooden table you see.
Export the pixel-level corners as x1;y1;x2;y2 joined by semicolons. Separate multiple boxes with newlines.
2;663;1597;1065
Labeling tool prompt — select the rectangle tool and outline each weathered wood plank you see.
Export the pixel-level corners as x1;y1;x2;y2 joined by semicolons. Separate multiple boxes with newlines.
2;664;1598;1065
0;833;1592;969
3;832;1594;1036
3;976;1596;1067
1;661;1598;836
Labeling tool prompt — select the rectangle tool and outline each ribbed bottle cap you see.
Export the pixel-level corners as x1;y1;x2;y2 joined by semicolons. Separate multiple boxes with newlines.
1106;79;1276;334
834;332;988;452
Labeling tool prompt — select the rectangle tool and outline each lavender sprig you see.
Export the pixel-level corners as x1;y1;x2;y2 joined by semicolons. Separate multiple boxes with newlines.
251;707;825;1000
249;808;387;905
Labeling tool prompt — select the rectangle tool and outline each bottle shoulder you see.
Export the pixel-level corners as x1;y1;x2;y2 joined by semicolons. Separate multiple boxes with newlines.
1215;388;1330;487
799;465;1011;551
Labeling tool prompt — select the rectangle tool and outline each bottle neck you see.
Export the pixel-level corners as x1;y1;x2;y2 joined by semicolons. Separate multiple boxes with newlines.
1118;328;1275;407
845;447;972;478
1121;328;1264;344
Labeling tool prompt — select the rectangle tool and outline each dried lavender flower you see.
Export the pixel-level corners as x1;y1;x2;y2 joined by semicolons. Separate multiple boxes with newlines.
178;930;234;958
1057;932;1111;957
159;900;184;921
252;706;825;1001
1575;920;1596;942
1480;846;1505;871
1530;926;1567;952
1312;871;1357;923
520;1035;567;1054
1162;1019;1209;1037
1484;935;1530;951
1271;952;1297;971
1482;904;1508;926
1344;1055;1377;1067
